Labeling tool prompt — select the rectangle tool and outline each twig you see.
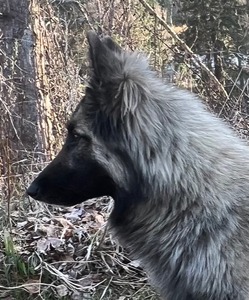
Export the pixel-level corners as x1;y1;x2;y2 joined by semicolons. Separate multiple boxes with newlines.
138;0;229;100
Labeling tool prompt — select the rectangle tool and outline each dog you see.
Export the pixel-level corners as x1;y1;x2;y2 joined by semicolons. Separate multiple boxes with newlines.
27;31;249;299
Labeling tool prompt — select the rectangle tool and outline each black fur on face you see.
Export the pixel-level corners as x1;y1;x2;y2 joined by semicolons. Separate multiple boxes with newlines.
27;119;116;206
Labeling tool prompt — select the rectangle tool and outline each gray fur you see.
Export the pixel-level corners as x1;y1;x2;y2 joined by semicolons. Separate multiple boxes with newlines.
85;32;249;299
28;31;249;299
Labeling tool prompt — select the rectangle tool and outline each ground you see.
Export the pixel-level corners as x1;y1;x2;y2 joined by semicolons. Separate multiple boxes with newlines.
0;195;159;299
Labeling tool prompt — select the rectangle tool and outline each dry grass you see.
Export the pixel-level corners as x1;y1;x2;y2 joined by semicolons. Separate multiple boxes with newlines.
0;188;159;299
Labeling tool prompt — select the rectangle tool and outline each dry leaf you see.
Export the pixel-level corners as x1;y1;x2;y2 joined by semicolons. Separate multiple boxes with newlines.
17;221;28;228
23;279;40;294
64;208;85;221
56;284;68;297
37;237;63;253
54;217;75;228
38;224;56;236
129;259;141;268
95;213;105;226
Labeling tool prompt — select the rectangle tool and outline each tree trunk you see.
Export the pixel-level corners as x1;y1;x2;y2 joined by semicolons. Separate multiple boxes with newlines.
0;0;41;163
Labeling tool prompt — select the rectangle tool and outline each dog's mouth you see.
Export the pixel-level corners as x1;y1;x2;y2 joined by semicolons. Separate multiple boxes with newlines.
27;181;83;206
27;171;116;207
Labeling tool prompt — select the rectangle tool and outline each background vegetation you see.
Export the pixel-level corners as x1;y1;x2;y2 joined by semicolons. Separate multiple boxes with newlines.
0;0;248;299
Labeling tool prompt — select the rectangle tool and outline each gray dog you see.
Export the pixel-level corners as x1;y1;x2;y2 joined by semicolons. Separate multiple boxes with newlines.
28;31;249;299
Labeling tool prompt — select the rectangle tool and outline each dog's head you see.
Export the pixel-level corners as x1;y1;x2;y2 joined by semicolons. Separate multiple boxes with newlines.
27;32;154;207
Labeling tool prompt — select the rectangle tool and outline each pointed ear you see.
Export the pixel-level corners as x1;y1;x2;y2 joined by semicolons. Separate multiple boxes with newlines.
86;31;121;82
87;31;103;67
101;36;122;53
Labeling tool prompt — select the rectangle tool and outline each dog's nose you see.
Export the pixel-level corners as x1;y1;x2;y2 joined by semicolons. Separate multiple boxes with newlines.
27;182;40;199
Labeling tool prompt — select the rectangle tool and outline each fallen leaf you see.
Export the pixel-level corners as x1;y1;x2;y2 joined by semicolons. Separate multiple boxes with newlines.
17;221;28;228
95;213;105;227
129;260;141;268
64;208;85;221
36;237;63;253
23;279;40;294
38;224;56;236
54;217;75;228
56;284;68;297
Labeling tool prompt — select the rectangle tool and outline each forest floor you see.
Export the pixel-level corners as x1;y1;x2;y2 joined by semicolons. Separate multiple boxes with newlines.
0;188;159;299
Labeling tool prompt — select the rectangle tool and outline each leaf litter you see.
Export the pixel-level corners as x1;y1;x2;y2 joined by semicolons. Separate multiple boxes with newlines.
0;196;159;299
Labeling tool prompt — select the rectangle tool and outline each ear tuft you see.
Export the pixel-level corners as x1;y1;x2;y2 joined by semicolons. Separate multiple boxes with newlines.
118;78;142;116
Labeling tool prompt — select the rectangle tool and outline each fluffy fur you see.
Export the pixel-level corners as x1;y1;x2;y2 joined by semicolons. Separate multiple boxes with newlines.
28;31;249;299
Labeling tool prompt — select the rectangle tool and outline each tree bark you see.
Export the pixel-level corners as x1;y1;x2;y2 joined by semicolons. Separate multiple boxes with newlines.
0;0;40;160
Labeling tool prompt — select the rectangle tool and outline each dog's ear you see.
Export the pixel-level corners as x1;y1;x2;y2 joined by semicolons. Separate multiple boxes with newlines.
101;36;122;53
87;31;121;82
86;31;150;118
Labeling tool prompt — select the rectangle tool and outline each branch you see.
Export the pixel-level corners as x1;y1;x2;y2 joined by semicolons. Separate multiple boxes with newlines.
138;0;229;100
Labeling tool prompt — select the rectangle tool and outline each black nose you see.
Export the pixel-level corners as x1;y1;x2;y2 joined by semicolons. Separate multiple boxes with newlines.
27;182;40;199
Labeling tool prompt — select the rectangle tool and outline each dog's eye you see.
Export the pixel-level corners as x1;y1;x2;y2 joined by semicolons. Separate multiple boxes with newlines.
72;130;80;139
71;130;91;143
